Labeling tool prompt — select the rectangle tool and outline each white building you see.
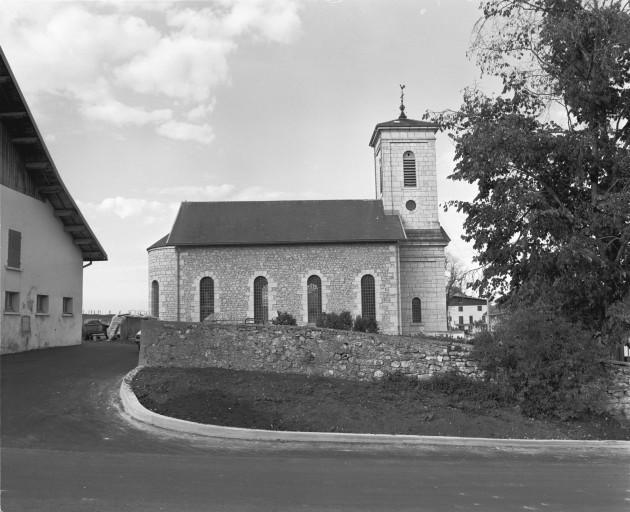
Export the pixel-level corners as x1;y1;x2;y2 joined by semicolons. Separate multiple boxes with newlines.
447;293;488;333
0;49;106;353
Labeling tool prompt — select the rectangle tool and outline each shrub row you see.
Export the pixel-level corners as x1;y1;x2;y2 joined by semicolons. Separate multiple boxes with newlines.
271;310;379;333
316;311;379;333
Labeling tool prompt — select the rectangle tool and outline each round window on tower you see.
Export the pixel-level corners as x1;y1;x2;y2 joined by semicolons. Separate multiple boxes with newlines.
406;200;416;211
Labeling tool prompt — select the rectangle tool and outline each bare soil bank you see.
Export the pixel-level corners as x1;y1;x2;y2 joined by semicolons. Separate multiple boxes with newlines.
132;366;630;440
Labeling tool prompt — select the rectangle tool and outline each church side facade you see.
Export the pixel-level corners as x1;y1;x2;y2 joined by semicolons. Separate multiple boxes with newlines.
149;242;401;334
148;109;449;335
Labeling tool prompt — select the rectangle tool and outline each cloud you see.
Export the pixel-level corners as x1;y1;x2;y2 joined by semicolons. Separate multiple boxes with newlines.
79;196;177;220
150;184;236;200
0;0;302;143
79;184;286;223
148;183;285;202
81;97;172;126
156;120;215;144
114;36;234;102
186;101;216;122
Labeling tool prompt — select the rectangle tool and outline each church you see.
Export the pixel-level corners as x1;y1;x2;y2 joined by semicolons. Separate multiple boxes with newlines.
147;98;449;335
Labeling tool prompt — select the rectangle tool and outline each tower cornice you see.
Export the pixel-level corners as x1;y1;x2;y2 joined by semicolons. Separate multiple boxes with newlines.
369;117;439;147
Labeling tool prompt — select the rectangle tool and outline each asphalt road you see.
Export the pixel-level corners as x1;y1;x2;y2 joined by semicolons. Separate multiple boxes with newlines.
2;342;629;511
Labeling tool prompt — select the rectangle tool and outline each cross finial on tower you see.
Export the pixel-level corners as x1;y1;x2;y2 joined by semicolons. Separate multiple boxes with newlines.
399;84;407;119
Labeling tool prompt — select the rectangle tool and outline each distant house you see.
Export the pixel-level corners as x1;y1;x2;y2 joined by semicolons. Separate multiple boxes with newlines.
447;293;488;333
0;49;107;353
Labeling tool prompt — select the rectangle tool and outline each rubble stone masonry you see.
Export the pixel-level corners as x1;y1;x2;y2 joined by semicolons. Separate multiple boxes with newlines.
149;243;403;334
140;320;481;382
140;321;630;420
605;362;630;419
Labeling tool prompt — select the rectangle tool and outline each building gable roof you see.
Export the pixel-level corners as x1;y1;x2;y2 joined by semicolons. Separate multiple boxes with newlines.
447;294;487;307
162;200;406;247
147;234;170;250
0;48;106;261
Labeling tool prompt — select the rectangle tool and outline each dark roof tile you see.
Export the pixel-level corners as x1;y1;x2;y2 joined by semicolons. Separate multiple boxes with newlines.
165;200;406;246
147;234;170;251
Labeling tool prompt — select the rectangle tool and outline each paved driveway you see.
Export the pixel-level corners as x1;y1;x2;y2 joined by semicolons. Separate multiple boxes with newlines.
2;342;629;511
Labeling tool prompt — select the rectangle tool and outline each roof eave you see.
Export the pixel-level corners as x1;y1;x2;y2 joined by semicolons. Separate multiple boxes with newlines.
369;122;439;147
166;239;403;248
0;47;107;262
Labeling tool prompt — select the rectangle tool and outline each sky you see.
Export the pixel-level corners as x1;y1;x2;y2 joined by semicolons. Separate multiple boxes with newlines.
1;0;493;314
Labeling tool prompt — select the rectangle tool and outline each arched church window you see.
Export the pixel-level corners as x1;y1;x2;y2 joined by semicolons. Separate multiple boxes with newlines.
254;276;268;324
412;297;422;323
361;274;376;320
403;151;416;187
200;277;214;322
151;280;159;318
307;275;322;323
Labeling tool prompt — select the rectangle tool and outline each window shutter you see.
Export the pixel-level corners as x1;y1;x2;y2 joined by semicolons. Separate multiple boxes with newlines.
7;229;21;268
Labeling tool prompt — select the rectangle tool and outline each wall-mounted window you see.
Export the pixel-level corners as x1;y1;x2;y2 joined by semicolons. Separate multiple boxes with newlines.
62;297;73;316
403;151;416;187
307;275;322;324
200;277;214;322
4;291;19;313
253;276;268;324
36;294;49;314
151;280;159;318
458;306;463;312
7;229;21;269
361;274;376;320
412;297;422;323
477;305;483;311
469;315;473;324
458;316;464;325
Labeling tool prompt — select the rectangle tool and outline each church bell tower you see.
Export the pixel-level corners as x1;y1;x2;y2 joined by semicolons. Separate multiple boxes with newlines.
369;87;449;334
369;86;441;231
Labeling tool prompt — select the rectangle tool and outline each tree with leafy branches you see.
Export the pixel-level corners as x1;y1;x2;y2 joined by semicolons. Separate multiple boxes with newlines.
432;0;630;344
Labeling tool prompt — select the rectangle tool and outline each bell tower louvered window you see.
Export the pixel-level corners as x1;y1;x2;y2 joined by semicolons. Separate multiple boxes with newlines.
254;276;268;324
361;274;376;320
403;151;416;187
200;277;214;322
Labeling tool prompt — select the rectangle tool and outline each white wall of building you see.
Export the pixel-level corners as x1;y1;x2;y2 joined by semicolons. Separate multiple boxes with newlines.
448;303;487;331
1;185;83;353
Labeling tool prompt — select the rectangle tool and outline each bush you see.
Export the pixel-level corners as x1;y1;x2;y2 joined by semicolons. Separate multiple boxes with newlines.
353;315;379;333
272;311;297;326
472;307;610;420
316;311;353;330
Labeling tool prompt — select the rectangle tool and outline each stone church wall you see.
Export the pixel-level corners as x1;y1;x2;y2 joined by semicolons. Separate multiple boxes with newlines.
148;246;178;320
399;243;447;333
376;129;439;230
150;243;403;334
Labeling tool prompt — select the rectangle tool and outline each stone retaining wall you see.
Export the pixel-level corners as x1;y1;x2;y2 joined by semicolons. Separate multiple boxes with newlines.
139;320;630;419
139;320;480;381
605;362;630;419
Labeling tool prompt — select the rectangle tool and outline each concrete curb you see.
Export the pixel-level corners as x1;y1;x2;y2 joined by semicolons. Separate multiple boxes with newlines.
120;367;630;452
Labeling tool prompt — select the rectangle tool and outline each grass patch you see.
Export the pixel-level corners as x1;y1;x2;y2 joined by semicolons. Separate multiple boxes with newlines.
132;367;630;440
